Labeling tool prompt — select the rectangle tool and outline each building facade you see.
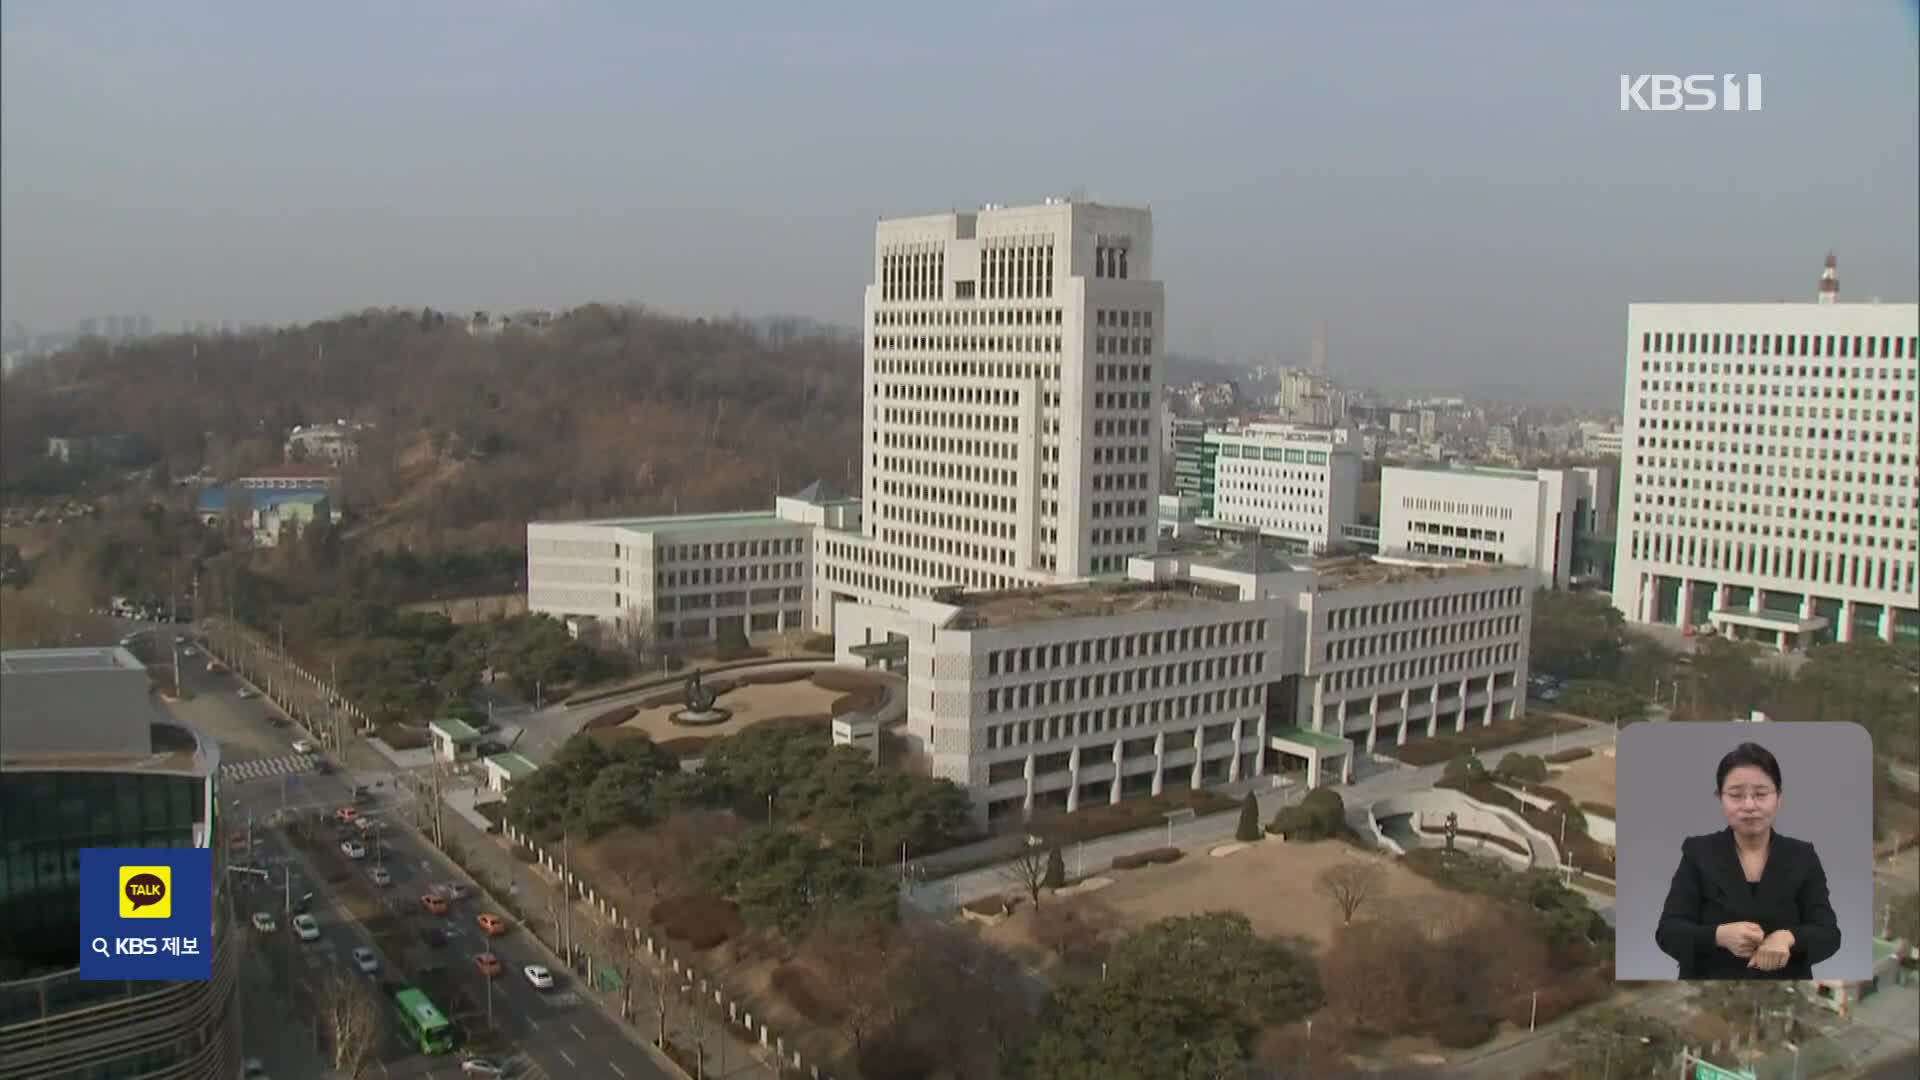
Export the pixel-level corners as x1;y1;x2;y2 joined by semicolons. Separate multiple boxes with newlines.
1169;418;1219;517
1379;464;1614;589
0;648;242;1080
1203;423;1361;554
1611;263;1919;648
526;512;814;644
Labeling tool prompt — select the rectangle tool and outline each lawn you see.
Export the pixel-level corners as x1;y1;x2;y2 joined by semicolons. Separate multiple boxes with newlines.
979;836;1476;962
1549;748;1617;810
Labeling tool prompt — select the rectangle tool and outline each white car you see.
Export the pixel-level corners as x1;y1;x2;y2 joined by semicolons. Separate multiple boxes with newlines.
237;687;258;699
367;865;392;887
523;963;554;990
292;914;321;942
460;1058;506;1077
291;739;314;754
351;946;381;974
340;840;366;860
250;912;277;933
242;1059;269;1079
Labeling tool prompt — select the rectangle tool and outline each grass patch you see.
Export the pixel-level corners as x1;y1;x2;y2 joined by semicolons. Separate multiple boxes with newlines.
1393;714;1587;767
650;893;746;951
810;668;886;693
585;705;638;730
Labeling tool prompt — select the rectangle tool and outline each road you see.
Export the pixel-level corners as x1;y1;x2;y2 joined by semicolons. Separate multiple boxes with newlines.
169;637;678;1080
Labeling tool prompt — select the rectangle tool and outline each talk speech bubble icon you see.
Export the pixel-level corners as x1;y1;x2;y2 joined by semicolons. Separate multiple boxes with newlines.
119;866;172;918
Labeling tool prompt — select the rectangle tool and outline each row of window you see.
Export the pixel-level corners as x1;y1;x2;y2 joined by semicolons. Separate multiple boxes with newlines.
1408;521;1508;544
655;587;804;612
879;247;947;303
1630;507;1916;555
1326;586;1525;630
880;408;1019;436
1632;431;1915;467
817;537;1027;596
874;333;1062;355
987;653;1267;714
986;702;1252;754
656;538;804;563
1399;496;1516;520
1092;237;1132;280
1639;330;1915;360
653;562;803;589
1094;363;1151;383
1627;532;1915;595
980;235;1057;300
1326;616;1522;662
1638;373;1915;402
1095;335;1153;356
877;307;1062;327
987;619;1268;675
1216;442;1333;466
1324;653;1521;694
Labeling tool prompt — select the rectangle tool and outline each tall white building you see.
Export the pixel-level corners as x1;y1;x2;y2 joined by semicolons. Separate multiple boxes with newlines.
1380;464;1614;590
1611;257;1919;649
1203;423;1361;554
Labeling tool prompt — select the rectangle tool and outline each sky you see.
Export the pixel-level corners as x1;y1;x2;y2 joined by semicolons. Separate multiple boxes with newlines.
3;0;1916;407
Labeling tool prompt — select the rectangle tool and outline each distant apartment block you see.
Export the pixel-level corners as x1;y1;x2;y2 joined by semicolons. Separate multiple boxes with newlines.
1612;257;1919;648
1202;423;1361;554
234;464;340;491
1379;464;1615;590
1169;418;1219;515
284;421;367;465
1580;423;1624;457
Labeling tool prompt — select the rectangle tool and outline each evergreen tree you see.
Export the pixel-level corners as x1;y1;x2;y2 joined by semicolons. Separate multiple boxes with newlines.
1236;793;1262;842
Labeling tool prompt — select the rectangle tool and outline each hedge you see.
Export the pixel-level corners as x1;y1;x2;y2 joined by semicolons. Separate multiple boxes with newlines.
657;736;713;758
585;705;638;730
1429;1011;1500;1050
811;669;884;693
830;688;887;717
1503;979;1607;1028
1112;846;1183;870
650;894;746;950
1543;747;1594;764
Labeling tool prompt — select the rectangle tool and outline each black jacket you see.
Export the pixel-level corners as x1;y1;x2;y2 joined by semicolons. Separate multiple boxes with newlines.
1655;827;1841;980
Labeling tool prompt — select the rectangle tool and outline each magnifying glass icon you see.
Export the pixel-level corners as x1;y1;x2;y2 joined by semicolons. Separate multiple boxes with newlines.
90;937;111;957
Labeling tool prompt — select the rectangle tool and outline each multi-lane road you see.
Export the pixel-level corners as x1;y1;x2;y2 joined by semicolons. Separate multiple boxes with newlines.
159;632;677;1080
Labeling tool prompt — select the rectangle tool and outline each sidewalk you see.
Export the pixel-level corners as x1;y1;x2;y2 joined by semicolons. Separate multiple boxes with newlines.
436;806;782;1080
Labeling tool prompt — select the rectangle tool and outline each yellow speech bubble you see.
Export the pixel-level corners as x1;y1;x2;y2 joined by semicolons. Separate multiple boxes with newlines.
119;865;172;919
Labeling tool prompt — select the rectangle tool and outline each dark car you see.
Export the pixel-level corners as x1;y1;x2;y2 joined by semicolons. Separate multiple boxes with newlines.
475;740;508;756
420;927;449;948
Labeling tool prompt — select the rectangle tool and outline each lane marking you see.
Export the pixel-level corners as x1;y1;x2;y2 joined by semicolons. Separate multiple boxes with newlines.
558;1049;576;1068
609;1064;626;1078
569;1021;587;1040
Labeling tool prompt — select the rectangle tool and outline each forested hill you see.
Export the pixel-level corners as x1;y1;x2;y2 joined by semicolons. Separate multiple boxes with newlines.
0;305;864;547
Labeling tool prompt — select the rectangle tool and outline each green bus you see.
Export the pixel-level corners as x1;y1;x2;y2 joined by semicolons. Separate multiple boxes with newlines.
392;987;454;1054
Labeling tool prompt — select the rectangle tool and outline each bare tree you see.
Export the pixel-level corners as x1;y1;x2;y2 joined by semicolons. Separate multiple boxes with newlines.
1315;861;1387;926
1000;836;1052;909
629;937;679;1052
808;915;912;1062
907;921;1042;1077
316;972;381;1078
1030;896;1121;966
680;978;715;1080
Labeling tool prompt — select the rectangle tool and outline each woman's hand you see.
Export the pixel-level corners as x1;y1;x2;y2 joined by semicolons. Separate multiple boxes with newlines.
1715;921;1765;957
1749;930;1796;971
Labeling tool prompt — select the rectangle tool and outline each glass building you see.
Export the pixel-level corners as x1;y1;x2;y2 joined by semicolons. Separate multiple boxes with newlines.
0;648;241;1079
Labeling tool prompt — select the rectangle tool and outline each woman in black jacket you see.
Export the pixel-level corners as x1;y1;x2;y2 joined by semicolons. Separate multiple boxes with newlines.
1655;742;1841;980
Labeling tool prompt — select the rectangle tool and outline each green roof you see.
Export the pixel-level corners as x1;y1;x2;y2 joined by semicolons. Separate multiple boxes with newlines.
1268;726;1353;753
485;751;539;778
431;718;482;742
554;511;783;533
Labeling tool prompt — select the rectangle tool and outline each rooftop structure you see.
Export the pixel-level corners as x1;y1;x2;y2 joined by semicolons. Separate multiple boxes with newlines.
947;580;1219;629
1309;553;1511;590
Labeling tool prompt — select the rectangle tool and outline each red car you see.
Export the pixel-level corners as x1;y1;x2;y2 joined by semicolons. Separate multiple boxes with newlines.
476;912;508;937
474;953;503;978
333;807;358;824
419;894;449;916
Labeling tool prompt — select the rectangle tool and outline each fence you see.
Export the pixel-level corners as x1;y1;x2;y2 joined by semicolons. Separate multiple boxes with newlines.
503;820;831;1080
196;617;372;731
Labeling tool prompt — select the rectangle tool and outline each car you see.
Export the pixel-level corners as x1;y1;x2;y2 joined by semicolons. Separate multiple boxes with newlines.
333;806;358;824
420;894;449;916
292;914;320;942
207;660;227;673
173;634;188;644
473;952;504;978
181;647;198;657
314;759;335;775
291;739;314;754
250;912;277;933
367;865;392;887
475;912;508;936
522;963;554;990
440;881;469;901
242;1059;270;1079
351;946;381;974
459;1059;506;1077
340;840;366;860
420;927;450;948
237;687;258;699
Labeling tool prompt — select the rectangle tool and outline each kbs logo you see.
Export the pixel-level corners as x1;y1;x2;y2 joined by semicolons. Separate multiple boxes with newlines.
118;865;172;919
1620;74;1763;112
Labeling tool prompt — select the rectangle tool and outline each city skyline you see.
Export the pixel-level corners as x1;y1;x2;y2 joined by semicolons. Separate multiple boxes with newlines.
4;1;1916;408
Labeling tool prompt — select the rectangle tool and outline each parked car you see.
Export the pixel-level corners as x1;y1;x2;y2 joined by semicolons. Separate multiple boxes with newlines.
291;739;314;754
242;1059;270;1079
367;865;392;887
420;894;449;916
523;963;554;990
351;946;381;974
292;914;321;942
474;953;504;978
237;687;258;699
476;912;507;937
440;882;469;901
459;1059;506;1077
207;660;227;673
250;912;277;933
340;840;366;860
333;806;358;824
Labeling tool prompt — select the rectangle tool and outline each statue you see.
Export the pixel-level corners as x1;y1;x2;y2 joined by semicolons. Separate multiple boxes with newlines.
1443;811;1459;852
685;669;716;713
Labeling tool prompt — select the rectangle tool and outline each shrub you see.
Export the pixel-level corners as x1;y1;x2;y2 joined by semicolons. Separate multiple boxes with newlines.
1533;785;1575;805
1580;801;1616;820
1114;846;1183;870
798;633;835;654
1111;851;1151;871
1144;846;1183;865
1496;753;1549;783
1043;848;1066;888
650;894;745;948
1236;793;1262;842
1272;788;1346;841
1543;747;1593;764
376;723;430;750
771;963;842;1024
657;736;712;758
1441;754;1488;786
586;705;638;730
830;689;887;717
811;668;882;693
1428;1011;1500;1050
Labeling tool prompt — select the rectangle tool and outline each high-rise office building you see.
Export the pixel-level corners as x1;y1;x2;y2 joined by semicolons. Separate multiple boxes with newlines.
1611;257;1919;649
0;648;242;1079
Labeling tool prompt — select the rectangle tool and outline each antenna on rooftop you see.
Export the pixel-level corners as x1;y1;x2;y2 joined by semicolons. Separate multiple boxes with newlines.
1069;185;1088;203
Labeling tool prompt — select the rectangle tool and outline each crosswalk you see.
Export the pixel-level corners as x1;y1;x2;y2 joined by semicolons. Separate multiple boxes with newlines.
220;753;318;782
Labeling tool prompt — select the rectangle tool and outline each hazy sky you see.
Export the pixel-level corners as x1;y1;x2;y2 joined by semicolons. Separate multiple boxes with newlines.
4;1;1916;406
